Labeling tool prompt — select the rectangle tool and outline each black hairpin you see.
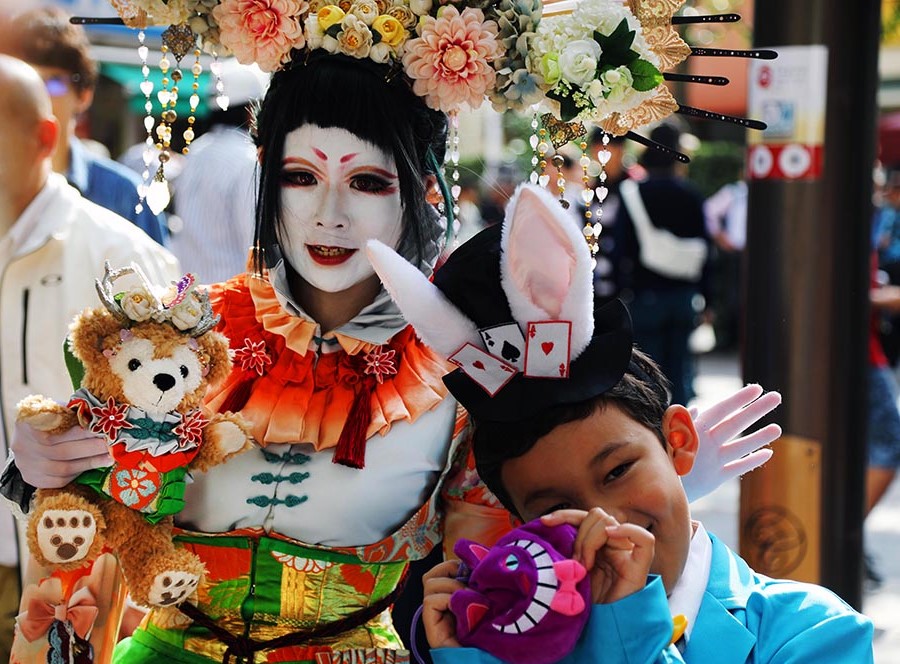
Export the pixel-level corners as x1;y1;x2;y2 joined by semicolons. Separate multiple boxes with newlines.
676;105;767;130
672;13;741;25
663;73;729;86
625;131;690;164
690;47;778;60
70;16;126;25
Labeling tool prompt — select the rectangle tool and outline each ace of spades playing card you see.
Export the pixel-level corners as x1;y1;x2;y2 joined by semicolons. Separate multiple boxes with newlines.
524;321;572;378
448;343;518;396
479;323;527;371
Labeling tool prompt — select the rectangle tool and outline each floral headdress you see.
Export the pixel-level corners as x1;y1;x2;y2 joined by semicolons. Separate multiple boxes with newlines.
96;262;220;337
86;0;773;242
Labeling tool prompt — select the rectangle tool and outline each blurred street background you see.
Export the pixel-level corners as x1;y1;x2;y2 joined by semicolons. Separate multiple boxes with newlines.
691;352;900;664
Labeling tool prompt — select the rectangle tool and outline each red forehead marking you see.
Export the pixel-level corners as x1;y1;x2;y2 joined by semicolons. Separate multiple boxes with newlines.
312;148;328;161
340;152;360;164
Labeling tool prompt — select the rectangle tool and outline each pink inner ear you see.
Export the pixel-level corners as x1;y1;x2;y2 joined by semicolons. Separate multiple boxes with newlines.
469;544;490;561
507;188;576;319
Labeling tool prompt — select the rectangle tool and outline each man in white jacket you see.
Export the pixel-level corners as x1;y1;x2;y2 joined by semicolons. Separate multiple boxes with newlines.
0;55;181;659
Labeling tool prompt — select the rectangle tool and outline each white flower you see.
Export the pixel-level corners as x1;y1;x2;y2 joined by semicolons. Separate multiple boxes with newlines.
167;295;204;331
558;39;600;86
121;288;156;322
601;65;634;104
350;0;379;25
409;0;431;16
322;34;340;52
370;42;393;62
306;15;325;49
586;77;605;104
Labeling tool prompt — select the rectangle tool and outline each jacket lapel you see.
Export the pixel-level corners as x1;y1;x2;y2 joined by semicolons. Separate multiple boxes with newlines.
681;533;757;663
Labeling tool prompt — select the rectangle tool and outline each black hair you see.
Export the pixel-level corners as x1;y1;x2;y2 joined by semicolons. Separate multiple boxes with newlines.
251;52;448;273
472;347;671;515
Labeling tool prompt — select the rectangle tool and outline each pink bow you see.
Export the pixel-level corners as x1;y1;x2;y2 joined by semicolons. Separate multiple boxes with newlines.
18;586;99;642
549;559;587;616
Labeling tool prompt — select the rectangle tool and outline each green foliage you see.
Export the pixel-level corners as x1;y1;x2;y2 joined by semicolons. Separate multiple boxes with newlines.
593;19;639;66
688;141;745;199
628;59;663;91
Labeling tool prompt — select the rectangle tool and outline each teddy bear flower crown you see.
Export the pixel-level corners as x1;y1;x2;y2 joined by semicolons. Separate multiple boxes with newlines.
96;262;221;337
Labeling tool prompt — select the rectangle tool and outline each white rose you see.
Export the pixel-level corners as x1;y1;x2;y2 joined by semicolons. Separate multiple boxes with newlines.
337;14;373;58
350;0;379;25
121;288;156;322
558;40;601;86
370;42;393;63
168;296;203;331
409;0;431;16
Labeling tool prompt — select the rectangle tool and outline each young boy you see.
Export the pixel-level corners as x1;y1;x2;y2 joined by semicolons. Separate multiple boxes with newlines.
421;347;874;663
366;184;874;664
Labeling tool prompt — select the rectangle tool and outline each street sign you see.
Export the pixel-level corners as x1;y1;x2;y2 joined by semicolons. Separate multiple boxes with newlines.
747;45;829;180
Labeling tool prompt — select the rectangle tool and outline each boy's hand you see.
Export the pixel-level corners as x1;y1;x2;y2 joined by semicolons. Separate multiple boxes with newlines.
683;384;782;502
542;508;654;604
422;560;464;649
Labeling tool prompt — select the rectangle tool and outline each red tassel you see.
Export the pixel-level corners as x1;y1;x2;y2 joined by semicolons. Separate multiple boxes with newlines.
333;378;376;469
220;377;255;414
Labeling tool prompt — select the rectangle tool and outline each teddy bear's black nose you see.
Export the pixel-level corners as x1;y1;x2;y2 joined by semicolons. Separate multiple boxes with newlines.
154;373;177;392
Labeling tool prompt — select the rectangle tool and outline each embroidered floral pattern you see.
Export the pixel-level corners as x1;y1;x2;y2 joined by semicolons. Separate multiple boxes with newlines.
111;467;159;509
272;552;334;573
172;410;208;449
234;337;273;376
363;346;397;384
89;397;134;440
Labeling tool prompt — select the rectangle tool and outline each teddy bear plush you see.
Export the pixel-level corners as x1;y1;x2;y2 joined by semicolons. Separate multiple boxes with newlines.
18;263;253;609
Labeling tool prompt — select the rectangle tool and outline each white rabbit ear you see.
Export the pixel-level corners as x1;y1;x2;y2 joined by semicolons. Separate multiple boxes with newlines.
500;184;595;356
366;239;482;357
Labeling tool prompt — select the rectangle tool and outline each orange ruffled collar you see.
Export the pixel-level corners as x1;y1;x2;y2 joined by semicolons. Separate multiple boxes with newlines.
205;274;451;450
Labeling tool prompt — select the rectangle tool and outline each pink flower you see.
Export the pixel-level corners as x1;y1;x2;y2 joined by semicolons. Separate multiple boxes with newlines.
213;0;310;72
363;346;398;384
402;6;500;112
234;337;273;376
90;398;134;441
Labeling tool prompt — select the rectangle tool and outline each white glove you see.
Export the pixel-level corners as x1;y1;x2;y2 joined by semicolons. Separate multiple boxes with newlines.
682;384;782;503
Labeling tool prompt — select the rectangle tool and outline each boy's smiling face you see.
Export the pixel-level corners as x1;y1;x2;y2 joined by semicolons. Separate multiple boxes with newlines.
501;402;698;594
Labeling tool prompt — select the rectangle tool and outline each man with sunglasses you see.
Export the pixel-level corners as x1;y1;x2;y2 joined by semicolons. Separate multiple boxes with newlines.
1;7;168;246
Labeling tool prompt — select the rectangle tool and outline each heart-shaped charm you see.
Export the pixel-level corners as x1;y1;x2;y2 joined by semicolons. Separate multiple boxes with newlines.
595;186;609;203
216;95;230;111
140;80;154;96
157;90;171;106
538;174;550;188
597;150;612;166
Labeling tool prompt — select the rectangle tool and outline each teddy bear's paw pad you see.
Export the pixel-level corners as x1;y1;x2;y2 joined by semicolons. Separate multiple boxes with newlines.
148;571;200;607
212;420;250;455
35;510;98;563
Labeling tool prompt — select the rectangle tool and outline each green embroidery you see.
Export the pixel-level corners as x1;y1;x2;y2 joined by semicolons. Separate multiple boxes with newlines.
246;494;308;508
128;417;178;442
251;471;310;485
261;448;311;465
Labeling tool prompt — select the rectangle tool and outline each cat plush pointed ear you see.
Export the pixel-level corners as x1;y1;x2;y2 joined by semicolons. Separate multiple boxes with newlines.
367;183;632;423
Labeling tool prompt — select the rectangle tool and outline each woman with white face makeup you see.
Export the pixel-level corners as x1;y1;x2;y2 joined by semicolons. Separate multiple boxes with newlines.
5;38;781;664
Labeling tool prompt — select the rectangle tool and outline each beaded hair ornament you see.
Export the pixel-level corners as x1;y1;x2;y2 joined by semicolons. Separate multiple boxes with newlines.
77;0;773;251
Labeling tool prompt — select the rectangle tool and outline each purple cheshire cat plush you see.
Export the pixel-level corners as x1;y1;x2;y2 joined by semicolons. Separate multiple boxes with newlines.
450;519;592;664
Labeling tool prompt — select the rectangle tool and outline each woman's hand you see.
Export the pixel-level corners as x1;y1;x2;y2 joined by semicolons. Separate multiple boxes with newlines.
542;509;654;605
683;384;782;503
422;559;464;649
11;420;110;488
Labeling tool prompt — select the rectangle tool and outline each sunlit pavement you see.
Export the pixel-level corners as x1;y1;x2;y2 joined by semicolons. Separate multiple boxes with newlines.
690;352;900;664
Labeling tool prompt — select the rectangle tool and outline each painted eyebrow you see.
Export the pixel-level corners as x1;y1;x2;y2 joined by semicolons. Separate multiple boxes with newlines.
346;166;399;180
521;441;631;511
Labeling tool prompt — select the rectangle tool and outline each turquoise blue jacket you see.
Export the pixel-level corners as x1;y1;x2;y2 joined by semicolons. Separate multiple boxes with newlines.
433;532;873;664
